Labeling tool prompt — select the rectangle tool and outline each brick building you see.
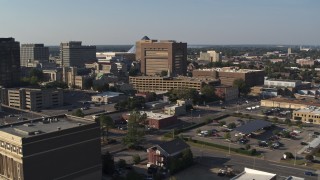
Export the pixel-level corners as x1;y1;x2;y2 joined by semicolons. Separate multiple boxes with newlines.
122;111;178;129
147;139;190;167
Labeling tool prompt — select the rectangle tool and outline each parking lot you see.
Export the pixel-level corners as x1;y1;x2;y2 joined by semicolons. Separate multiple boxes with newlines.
181;115;320;162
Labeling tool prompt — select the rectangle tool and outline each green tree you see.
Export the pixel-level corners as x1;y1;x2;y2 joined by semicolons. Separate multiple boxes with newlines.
160;70;168;77
99;115;114;142
168;88;199;103
44;81;68;89
245;144;251;150
101;151;115;175
200;85;217;102
224;132;231;140
117;159;127;169
132;154;141;164
284;118;291;125
122;111;146;148
72;109;84;117
227;122;236;129
305;154;314;162
219;121;226;126
233;78;251;96
284;152;294;159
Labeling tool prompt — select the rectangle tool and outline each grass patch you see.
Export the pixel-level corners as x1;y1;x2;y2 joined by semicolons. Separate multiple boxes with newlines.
185;138;260;157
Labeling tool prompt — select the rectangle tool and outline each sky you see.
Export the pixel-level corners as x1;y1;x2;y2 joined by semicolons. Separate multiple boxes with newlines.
1;0;320;45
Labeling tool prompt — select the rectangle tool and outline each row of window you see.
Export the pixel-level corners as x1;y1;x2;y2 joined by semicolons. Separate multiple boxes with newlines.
294;113;320;119
0;141;22;155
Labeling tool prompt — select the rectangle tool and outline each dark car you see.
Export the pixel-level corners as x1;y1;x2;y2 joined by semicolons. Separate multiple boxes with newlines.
301;142;308;145
314;132;320;135
304;171;314;176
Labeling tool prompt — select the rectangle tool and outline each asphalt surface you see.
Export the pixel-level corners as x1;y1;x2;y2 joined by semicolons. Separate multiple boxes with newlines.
191;145;318;179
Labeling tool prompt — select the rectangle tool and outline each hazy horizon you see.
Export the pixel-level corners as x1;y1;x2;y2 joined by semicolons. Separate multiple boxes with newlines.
1;0;320;45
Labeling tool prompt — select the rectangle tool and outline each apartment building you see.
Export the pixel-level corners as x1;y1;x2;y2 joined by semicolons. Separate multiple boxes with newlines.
0;115;101;180
136;39;187;76
129;76;220;92
6;88;63;111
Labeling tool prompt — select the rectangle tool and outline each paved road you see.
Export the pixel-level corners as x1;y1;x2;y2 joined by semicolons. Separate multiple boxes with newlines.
191;146;318;179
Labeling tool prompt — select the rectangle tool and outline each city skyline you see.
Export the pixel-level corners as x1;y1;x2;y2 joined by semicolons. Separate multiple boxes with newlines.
1;0;320;45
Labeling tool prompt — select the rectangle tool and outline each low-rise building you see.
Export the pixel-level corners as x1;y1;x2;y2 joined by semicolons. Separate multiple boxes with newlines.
91;91;127;104
129;76;219;92
193;67;265;87
214;85;239;101
122;111;178;129
164;104;186;116
0;115;101;180
147;138;190;167
231;168;277;180
6;88;63;111
264;79;302;88
261;98;320;109
293;107;320;124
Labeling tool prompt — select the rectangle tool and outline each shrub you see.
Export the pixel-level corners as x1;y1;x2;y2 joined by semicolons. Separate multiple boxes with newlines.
284;152;294;159
118;159;127;168
132;154;141;164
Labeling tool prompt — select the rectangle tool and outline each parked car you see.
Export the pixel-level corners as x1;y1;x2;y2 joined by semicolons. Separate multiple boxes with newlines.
304;171;315;176
300;142;308;146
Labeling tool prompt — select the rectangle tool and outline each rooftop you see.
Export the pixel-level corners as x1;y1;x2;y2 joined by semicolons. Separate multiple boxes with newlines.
294;106;320;114
264;97;320;107
95;91;124;97
156;138;190;155
126;111;173;120
231;168;277;180
0;116;92;138
195;68;263;73
234;120;272;134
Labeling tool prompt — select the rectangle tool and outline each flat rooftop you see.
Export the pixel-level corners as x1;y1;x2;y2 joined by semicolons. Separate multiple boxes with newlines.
95;91;124;97
294;107;320;114
264;98;320;107
129;76;218;82
126;111;173;120
195;68;263;73
231;168;276;180
0;116;92;138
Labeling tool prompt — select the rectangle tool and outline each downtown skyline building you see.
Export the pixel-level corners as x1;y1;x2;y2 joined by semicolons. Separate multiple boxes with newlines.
59;41;96;67
20;44;49;67
136;38;187;76
0;38;20;88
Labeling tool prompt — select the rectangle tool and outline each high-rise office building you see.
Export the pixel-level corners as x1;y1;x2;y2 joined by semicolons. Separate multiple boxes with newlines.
20;44;49;67
136;39;187;76
59;41;96;67
0;115;101;180
0;38;20;87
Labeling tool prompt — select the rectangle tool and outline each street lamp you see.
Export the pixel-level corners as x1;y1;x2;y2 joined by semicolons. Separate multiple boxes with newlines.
294;149;297;166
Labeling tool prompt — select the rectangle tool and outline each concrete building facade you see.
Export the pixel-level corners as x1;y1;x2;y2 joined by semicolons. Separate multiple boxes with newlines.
199;50;221;62
0;116;101;180
59;41;96;67
129;76;219;92
293;107;320;125
193;67;265;87
20;44;49;67
136;39;187;76
0;38;20;88
6;88;63;111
